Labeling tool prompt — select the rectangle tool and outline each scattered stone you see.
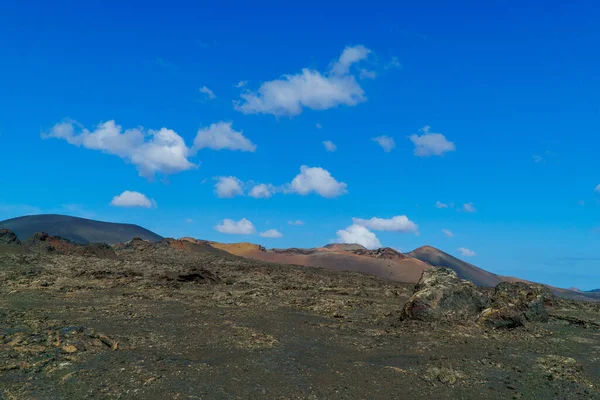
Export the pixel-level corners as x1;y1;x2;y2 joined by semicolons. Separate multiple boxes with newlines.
424;366;465;385
401;268;488;323
536;355;583;383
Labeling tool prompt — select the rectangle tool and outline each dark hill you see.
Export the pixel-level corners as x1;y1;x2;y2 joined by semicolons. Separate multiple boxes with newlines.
0;214;163;245
406;245;503;287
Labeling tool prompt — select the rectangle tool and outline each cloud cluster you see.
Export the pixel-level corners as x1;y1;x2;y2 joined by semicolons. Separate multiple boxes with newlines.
409;126;455;157
336;224;382;249
44;120;195;178
352;215;418;233
372;135;396;152
44;120;256;179
234;45;371;117
215;218;256;234
595;184;600;193
110;191;155;208
442;229;454;237
215;166;347;199
288;220;304;225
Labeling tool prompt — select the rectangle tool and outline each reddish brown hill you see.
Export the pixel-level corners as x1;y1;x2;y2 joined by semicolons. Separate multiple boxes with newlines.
406;245;502;287
202;242;431;283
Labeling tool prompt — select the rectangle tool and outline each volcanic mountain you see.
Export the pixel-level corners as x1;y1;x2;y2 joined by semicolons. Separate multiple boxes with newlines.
205;242;432;283
406;246;502;287
0;214;163;245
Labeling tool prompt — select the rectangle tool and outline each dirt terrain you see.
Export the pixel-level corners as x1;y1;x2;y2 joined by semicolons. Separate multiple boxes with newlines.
1;235;600;399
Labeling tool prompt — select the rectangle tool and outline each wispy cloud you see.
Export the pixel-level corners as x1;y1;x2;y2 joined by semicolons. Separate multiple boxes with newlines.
442;229;454;237
323;140;337;152
199;86;216;100
372;135;396;152
463;203;477;213
458;247;476;257
435;201;449;209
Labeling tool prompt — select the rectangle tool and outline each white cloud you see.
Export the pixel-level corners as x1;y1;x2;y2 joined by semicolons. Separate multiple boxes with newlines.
463;203;477;213
578;200;585;206
288;220;304;226
43;120;196;179
352;215;418;233
442;229;454;237
409;126;455;157
192;121;256;153
533;155;543;163
235;80;247;88
316;123;322;129
249;183;276;199
185;218;194;223
200;86;216;99
214;176;244;198
110;191;155;208
260;229;283;238
595;184;600;193
435;201;449;209
288;165;348;198
458;247;476;257
359;69;377;80
323;140;337;152
372;135;396;152
215;218;256;235
336;224;381;249
234;45;370;117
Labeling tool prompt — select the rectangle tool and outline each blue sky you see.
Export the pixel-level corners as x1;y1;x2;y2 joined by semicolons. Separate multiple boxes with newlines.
1;0;599;289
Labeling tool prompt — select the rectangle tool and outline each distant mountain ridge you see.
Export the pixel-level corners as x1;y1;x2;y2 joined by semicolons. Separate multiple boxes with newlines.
0;214;163;245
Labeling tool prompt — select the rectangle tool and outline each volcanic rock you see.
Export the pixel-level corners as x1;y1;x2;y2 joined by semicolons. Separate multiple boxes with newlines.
478;282;554;329
0;229;20;245
401;267;489;323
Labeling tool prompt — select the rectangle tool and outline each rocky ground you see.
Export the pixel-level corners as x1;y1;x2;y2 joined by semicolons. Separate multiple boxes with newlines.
0;235;599;399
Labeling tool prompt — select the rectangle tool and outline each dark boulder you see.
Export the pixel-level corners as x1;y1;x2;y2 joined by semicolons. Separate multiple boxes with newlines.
401;267;489;323
0;229;21;245
478;282;554;329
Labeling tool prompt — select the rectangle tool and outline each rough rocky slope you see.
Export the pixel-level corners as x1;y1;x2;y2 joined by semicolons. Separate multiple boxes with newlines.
1;232;599;399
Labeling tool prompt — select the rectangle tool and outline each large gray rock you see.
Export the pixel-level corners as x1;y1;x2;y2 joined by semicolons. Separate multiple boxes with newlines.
401;267;489;323
478;282;554;328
